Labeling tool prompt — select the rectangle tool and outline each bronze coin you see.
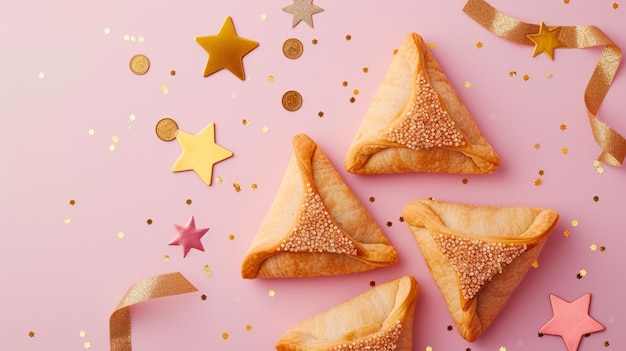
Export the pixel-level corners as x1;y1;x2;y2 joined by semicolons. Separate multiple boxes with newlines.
282;38;303;59
155;118;179;141
281;90;303;112
129;54;150;75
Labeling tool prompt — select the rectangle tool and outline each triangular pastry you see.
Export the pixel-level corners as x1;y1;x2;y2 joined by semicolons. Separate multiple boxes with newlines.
402;199;558;342
241;134;398;278
345;33;499;174
276;276;418;351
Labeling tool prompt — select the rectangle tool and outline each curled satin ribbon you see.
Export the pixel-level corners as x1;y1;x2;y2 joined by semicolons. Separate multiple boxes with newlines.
463;0;626;166
110;272;198;351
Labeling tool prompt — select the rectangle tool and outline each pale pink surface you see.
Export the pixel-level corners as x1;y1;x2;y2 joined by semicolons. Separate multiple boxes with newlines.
1;1;625;351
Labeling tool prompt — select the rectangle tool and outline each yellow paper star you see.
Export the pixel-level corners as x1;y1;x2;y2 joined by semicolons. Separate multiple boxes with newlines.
527;21;564;60
195;17;258;80
171;122;233;186
282;0;324;28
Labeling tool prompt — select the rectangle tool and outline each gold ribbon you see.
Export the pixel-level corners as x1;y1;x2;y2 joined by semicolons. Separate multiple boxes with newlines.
109;272;198;351
463;0;626;166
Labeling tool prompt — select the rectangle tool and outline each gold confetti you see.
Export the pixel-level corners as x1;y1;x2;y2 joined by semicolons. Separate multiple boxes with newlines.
590;244;597;251
571;220;578;227
362;67;368;73
538;169;544;176
242;119;251;126
318;111;324;117
613;2;619;9
268;289;276;297
64;218;72;224
262;126;269;133
163;255;170;262
523;74;530;81
251;183;258;190
147;218;153;225
369;196;375;203
579;269;587;277
399;216;404;222
562;147;568;154
425;346;433;351
229;234;235;241
428;42;436;49
342;81;348;87
534;143;541;149
117;231;125;239
84;341;91;349
246;325;252;331
476;41;483;48
112;135;119;144
79;330;86;338
545;71;553;78
267;75;275;82
233;183;241;192
563;230;570;237
534;178;542;186
38;72;46;79
353;89;360;95
200;294;207;300
88;128;95;136
370;280;376;287
130;36;136;42
597;166;604;174
593;159;601;167
69;199;76;206
161;83;170;95
593;195;599;202
186;199;192;205
204;264;213;277
509;71;517;77
123;34;130;41
532;260;539;268
349;97;356;103
260;13;267;21
564;0;570;4
104;27;111;35
345;34;351;41
138;36;145;43
560;124;567;131
386;221;392;227
28;331;35;338
216;176;223;183
312;38;318;45
109;144;116;152
170;70;176;76
600;246;606;252
464;81;472;88
222;332;229;340
604;340;610;346
462;178;468;184
499;347;507;351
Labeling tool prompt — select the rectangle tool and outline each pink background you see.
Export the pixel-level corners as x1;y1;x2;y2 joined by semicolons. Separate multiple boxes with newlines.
2;0;625;350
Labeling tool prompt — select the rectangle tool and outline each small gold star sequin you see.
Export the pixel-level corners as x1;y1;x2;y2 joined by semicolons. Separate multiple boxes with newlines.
425;346;433;351
161;82;170;95
534;178;542;186
509;71;517;77
203;264;213;278
538;169;545;176
246;325;253;331
38;72;46;79
534;143;541;149
268;289;276;297
349;97;356;103
69;199;75;206
353;89;360;95
593;159;601;167
370;280;376;287
532;260;540;268
563;230;571;237
129;114;136;122
262;126;269;133
393;48;398;55
233;183;241;192
600;246;606;252
104;27;111;35
464;81;472;88
564;0;570;3
222;332;229;340
201;294;207;300
428;42;435;49
342;81;348;87
163;255;170;262
109;144;116;152
369;196;375;203
476;41;483;48
579;269;587;277
523;74;530;81
84;341;91;349
318;111;324;117
604;340;610;346
545;71;553;78
28;331;35;338
362;67;368;73
560;124;567;131
499;347;507;351
88;128;95;136
312;38;318;45
260;14;267;21
447;325;453;331
593;195;599;202
597;166;604;174
267;75;275;82
571;220;579;227
117;232;125;239
242;119;252;126
64;218;72;224
216;176;223;183
229;234;235;240
186;199;192;205
123;34;130;41
398;216;404;222
386;221;392;227
147;218;153;225
112;135;119;144
168;70;176;76
345;34;351;41
613;3;619;9
79;330;86;338
462;178;468;184
590;244;597;251
562;147;568;154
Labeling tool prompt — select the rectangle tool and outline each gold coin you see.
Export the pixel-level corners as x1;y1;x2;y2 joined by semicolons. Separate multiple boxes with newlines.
155;118;179;141
282;38;303;59
282;90;303;112
129;54;150;75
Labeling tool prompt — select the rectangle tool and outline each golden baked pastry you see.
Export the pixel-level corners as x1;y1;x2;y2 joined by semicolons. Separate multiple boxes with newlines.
402;199;558;342
276;276;418;351
345;33;499;174
241;134;398;279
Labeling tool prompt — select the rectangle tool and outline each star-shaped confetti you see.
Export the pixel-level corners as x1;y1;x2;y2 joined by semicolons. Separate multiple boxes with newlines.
540;293;604;351
527;21;564;60
171;122;233;186
195;16;258;80
282;0;324;28
169;216;209;258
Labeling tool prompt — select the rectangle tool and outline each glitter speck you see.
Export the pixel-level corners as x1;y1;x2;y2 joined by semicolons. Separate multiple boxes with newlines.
597;166;604;174
509;71;517;77
111;135;119;144
104;27;111;35
349;97;356;103
590;244;597;251
462;178;468;184
229;234;235;240
147;218;153;225
345;34;351;41
362;67;368;73
170;70;176;76
370;280;376;287
464;81;472;88
545;71;553;78
222;332;229;340
476;41;483;48
38;72;46;79
204;265;213;278
88;128;95;136
69;199;76;206
64;218;72;224
604;340;610;346
268;289;276;297
353;89;360;95
386;221;393;227
523;74;530;81
117;231;125;239
593;195;599;202
425;346;433;351
260;13;267;21
369;196;375;203
79;330;86;338
534;143;541;149
163;255;170;262
233;183;241;192
499;347;507;351
613;2;619;9
538;169;544;176
186;199;192;205
534;178;542;186
579;269;587;277
563;230;571;237
342;81;348;87
429;42;436;49
262;126;269;133
251;183;258;190
84;342;91;349
109;144;116;152
571;220;578;227
216;176;223;183
560;124;567;131
242;119;251;126
312;38;318;45
246;325;252;331
28;331;35;338
447;325;453;331
532;260;539;268
318;111;324;117
200;294;207;300
562;147;568;154
267;75;275;82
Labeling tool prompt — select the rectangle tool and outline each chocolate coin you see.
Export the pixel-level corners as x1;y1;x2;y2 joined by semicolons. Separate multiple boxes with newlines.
129;54;150;75
282;38;303;59
155;118;179;141
281;90;303;112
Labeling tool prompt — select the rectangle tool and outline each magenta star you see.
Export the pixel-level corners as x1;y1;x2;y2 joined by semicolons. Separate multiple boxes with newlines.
169;216;209;257
539;293;604;351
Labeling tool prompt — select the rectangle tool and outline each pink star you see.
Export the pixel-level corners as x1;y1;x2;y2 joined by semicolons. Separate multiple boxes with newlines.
169;216;209;257
539;293;604;351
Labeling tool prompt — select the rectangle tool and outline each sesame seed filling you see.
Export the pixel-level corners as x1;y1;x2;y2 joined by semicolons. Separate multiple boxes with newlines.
330;320;402;351
276;183;358;255
384;74;466;150
433;233;527;300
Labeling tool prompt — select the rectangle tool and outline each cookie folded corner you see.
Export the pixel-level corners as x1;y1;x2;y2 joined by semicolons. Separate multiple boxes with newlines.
402;199;558;342
241;134;398;279
345;32;499;175
276;276;418;351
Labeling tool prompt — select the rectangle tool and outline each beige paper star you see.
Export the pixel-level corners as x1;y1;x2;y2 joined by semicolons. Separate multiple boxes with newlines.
282;0;324;28
195;17;258;80
527;21;564;60
171;123;233;186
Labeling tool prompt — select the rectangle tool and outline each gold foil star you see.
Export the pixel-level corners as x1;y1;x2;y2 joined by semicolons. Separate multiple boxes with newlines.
171;122;233;186
195;17;258;80
282;0;324;28
527;21;564;60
